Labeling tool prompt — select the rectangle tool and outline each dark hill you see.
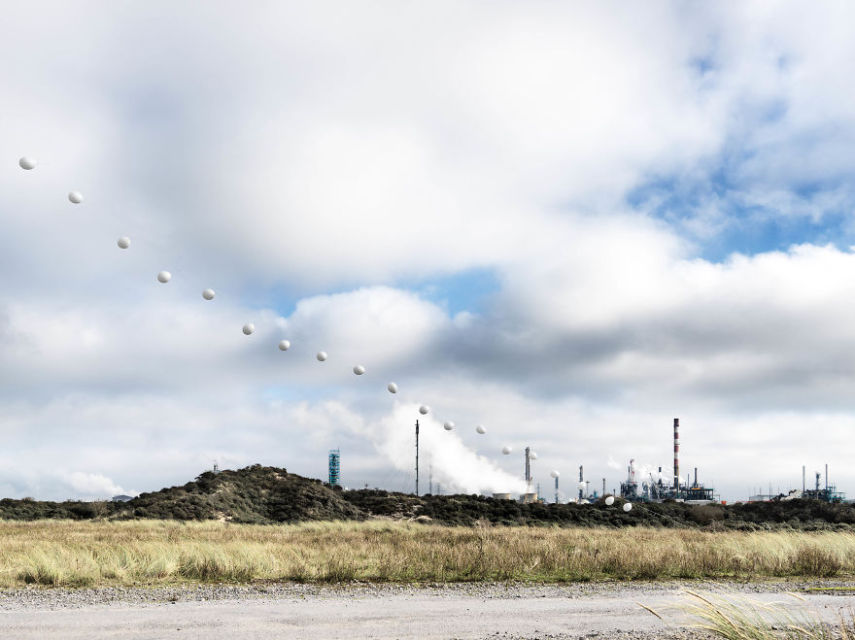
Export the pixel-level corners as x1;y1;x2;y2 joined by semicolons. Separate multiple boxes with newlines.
0;465;363;524
124;465;364;523
1;465;855;530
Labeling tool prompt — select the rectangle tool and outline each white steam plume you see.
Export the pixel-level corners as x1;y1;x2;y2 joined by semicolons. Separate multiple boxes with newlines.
375;404;527;495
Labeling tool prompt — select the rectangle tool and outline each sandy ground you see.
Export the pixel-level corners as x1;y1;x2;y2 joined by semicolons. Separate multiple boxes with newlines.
1;582;854;639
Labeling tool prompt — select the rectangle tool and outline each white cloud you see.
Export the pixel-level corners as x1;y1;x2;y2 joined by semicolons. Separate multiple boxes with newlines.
65;472;127;499
3;3;855;504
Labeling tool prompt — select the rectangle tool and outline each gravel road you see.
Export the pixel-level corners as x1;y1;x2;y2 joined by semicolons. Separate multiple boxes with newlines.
1;581;854;639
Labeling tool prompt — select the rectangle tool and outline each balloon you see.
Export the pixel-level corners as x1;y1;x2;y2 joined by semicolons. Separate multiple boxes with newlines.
117;237;130;249
278;340;290;351
316;351;328;362
387;382;398;394
502;446;512;455
549;470;559;479
157;271;171;283
202;289;215;300
419;405;429;415
19;157;36;170
623;502;633;512
242;323;255;335
68;191;84;204
353;365;365;375
605;496;615;506
529;452;538;460
475;425;486;434
443;421;455;431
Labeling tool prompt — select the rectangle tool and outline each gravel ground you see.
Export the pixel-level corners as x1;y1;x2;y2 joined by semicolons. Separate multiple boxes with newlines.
1;580;854;639
2;578;854;610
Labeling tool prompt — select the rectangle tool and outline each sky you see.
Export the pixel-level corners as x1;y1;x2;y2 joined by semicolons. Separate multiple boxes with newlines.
2;2;855;503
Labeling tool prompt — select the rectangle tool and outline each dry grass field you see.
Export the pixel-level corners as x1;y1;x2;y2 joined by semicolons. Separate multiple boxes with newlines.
2;519;855;589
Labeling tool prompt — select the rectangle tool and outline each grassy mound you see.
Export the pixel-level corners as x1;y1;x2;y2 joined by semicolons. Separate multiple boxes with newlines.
2;465;855;530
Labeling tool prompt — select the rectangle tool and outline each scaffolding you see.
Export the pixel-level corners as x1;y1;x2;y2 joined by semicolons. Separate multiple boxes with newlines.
328;449;340;487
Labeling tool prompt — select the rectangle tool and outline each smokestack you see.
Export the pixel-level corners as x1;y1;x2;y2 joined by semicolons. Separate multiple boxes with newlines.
415;420;420;496
525;447;531;490
602;478;606;496
554;476;559;504
579;465;584;500
802;466;806;494
673;418;680;491
825;463;828;495
694;467;698;487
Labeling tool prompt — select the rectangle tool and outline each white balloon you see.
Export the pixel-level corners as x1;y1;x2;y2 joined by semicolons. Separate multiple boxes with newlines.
353;365;365;375
550;470;560;479
278;340;290;351
316;351;328;362
68;191;84;204
418;405;429;415
475;425;486;434
443;421;455;431
387;382;398;394
19;157;36;170
202;289;215;300
623;502;633;512
605;496;615;506
502;446;512;455
116;236;130;249
529;452;538;460
157;271;171;283
242;323;255;335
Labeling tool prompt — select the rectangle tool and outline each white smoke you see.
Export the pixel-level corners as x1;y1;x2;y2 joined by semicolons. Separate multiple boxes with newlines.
64;472;128;498
606;455;622;470
373;403;527;495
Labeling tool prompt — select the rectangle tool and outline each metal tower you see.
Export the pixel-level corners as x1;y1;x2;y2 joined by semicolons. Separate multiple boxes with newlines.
328;449;340;486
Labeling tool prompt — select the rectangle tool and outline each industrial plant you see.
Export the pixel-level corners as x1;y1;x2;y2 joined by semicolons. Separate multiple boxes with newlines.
327;416;847;506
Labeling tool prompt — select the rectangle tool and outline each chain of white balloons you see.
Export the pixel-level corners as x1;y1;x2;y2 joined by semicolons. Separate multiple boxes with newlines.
15;156;534;459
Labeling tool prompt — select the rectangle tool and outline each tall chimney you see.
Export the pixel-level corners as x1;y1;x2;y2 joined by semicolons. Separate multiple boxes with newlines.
694;467;698;487
525;447;531;490
825;463;828;495
602;478;606;496
802;466;806;494
579;465;584;500
673;418;680;491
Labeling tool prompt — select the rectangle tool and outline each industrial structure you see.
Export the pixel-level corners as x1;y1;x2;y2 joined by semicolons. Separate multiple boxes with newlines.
415;419;420;495
619;418;718;503
750;465;846;502
328;449;340;487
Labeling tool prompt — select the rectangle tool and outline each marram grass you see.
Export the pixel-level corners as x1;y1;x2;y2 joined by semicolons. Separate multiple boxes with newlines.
2;520;855;588
667;590;855;640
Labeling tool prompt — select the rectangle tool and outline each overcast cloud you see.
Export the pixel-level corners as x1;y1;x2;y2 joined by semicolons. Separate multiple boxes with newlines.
2;2;855;502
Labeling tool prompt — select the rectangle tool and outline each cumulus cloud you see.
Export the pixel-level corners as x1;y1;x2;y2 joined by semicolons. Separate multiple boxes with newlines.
65;472;128;499
2;2;855;503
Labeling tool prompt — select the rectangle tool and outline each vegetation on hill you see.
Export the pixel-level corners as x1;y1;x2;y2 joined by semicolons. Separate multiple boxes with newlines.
1;465;854;530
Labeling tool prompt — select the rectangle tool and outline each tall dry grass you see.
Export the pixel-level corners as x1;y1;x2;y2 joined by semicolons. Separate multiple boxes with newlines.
667;590;855;640
2;520;855;588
